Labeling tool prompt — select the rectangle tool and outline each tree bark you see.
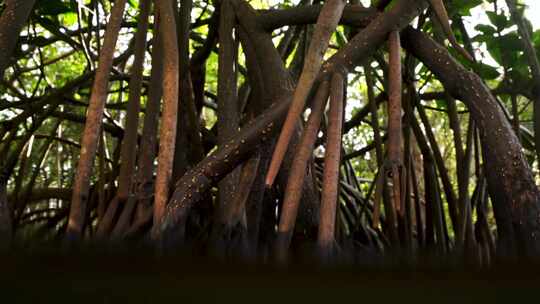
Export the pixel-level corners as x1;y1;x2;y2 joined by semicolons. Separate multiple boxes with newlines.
0;178;12;250
265;0;346;187
215;0;240;235
317;73;344;259
0;0;37;80
505;0;540;174
152;0;180;238
275;80;330;260
402;27;540;257
387;31;402;219
101;0;152;239
172;0;205;181
158;0;426;245
66;0;128;241
117;0;151;201
133;9;164;225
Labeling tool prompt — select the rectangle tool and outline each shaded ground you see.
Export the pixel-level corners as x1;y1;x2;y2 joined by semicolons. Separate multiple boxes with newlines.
1;250;540;303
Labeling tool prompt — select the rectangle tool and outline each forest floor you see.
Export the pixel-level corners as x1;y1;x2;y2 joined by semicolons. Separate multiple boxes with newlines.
2;250;540;303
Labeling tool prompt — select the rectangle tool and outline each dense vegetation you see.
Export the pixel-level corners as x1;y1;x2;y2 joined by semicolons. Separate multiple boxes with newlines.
1;0;540;266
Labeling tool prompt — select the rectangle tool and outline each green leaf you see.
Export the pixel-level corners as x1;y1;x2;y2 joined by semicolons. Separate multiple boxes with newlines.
533;29;540;47
31;36;49;47
486;43;503;64
435;99;447;110
37;16;61;29
499;33;523;52
480;31;523;66
128;0;138;9
486;11;509;29
61;12;77;27
453;0;483;16
36;0;75;16
474;24;497;36
472;62;500;80
335;29;347;48
508;68;530;86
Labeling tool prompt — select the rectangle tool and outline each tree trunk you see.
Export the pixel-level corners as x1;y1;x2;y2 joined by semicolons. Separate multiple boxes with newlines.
275;80;330;260
117;0;151;201
159;0;425;246
402;27;540;257
67;0;128;241
0;0;37;79
505;0;540;174
317;73;344;259
133;8;164;226
266;0;346;187
152;0;180;238
386;30;402;228
213;0;241;244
